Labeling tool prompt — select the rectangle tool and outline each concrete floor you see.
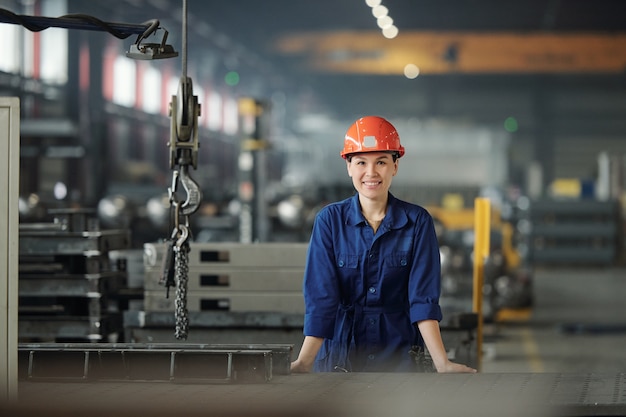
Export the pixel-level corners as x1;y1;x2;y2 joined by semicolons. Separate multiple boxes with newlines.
482;266;626;373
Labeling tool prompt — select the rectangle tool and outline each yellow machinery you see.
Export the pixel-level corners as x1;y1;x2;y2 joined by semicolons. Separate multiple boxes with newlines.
427;195;533;323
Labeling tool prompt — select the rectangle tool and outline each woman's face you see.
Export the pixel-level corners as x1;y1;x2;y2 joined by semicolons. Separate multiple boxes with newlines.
346;152;398;201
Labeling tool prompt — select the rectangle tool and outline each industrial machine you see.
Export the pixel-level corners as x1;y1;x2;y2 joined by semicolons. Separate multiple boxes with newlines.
429;201;533;322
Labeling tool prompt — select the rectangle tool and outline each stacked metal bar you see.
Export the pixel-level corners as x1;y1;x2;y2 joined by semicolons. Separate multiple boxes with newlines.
142;242;308;313
124;242;306;347
18;209;131;342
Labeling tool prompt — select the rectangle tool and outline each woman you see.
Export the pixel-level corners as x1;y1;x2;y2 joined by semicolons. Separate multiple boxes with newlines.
291;116;476;373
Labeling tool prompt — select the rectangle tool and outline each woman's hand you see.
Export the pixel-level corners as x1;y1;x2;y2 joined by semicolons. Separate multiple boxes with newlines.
435;360;477;373
290;336;324;374
417;320;477;373
290;359;314;373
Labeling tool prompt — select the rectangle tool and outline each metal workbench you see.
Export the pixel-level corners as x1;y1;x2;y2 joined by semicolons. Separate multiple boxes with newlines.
5;372;626;417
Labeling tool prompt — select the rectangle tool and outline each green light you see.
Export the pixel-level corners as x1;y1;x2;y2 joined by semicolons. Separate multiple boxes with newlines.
225;71;240;86
504;116;518;133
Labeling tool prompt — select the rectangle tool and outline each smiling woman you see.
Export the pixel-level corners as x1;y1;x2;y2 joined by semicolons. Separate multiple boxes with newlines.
290;116;476;374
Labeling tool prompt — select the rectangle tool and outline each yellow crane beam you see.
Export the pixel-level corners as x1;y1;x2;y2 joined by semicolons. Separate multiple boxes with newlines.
274;31;626;75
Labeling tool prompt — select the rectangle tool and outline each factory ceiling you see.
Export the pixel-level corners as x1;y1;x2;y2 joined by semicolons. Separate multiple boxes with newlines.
106;0;626;122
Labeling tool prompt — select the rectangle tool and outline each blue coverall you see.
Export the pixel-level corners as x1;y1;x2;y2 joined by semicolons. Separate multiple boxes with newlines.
303;193;443;372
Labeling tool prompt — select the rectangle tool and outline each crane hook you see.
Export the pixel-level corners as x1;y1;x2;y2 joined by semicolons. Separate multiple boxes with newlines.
178;164;202;216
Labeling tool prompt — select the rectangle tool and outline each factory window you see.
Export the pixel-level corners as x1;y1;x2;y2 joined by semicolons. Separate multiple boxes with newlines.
141;65;161;114
112;55;136;107
39;28;67;84
40;0;68;84
0;24;19;74
0;0;67;81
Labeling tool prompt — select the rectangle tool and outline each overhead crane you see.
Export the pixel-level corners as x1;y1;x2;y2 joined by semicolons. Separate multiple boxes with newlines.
274;30;626;75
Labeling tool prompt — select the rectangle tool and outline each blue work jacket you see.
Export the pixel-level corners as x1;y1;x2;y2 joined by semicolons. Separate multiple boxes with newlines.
303;192;442;372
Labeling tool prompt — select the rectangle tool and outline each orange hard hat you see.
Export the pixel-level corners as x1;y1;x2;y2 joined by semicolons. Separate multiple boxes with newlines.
340;116;405;159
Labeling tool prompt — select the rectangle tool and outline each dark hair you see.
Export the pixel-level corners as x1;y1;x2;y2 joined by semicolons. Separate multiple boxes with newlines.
346;152;399;163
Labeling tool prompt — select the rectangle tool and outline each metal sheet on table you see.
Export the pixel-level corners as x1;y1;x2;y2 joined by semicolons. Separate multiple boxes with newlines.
142;290;304;314
19;315;122;342
19;272;127;296
143;268;304;291
20;230;131;255
18;343;274;383
144;242;308;269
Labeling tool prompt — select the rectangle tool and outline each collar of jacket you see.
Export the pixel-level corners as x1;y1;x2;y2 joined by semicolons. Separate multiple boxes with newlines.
345;192;409;230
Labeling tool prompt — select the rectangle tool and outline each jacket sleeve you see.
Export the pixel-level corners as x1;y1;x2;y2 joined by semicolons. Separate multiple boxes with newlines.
302;209;340;339
408;210;443;323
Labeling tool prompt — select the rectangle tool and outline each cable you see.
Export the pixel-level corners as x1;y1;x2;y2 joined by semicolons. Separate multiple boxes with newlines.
0;7;154;39
182;0;188;78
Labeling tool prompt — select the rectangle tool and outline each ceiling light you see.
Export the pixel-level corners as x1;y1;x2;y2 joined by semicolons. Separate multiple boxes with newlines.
365;1;398;39
404;64;420;79
372;5;388;18
376;15;393;29
382;25;398;39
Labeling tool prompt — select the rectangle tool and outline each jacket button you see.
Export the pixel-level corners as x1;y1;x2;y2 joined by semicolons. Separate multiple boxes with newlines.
401;259;407;266
338;260;344;267
368;287;376;294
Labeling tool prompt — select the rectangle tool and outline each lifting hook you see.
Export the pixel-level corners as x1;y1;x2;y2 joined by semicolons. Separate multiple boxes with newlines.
178;164;202;216
168;167;201;218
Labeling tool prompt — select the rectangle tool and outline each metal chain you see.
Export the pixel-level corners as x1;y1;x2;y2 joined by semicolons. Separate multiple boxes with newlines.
174;240;190;340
